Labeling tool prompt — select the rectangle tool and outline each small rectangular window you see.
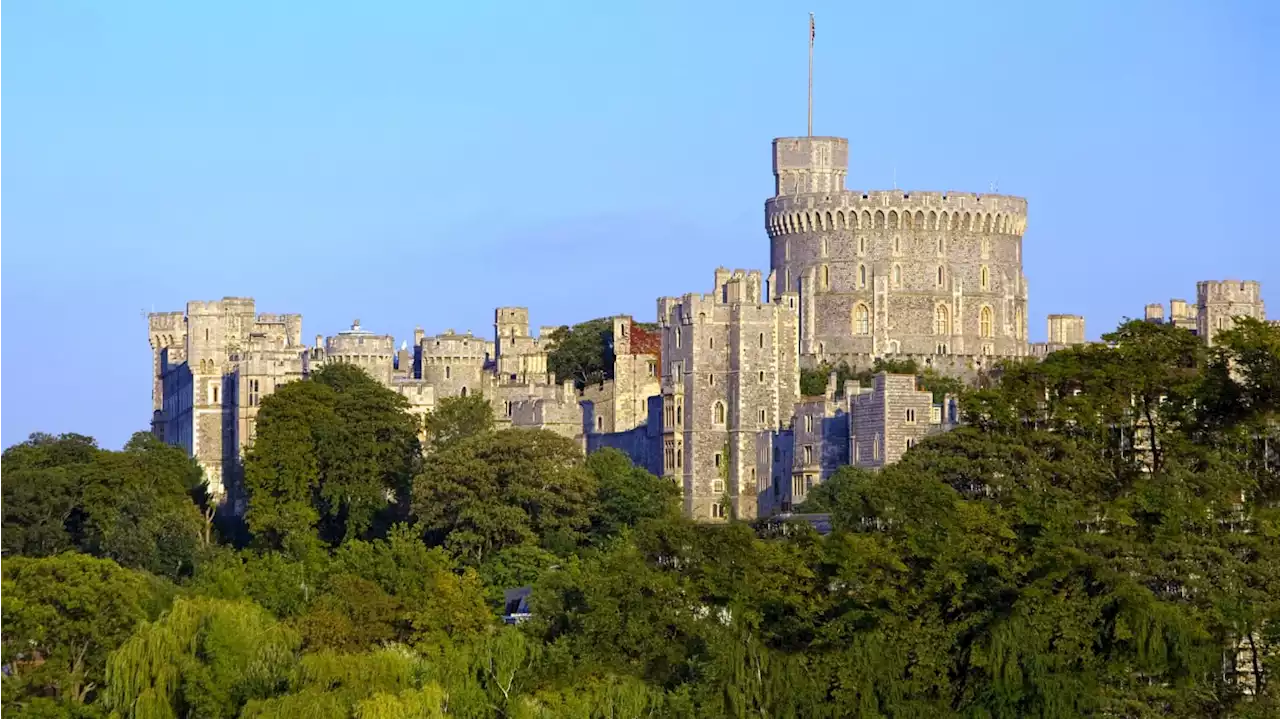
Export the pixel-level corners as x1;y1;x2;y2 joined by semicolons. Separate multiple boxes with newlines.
714;452;722;468
905;408;916;423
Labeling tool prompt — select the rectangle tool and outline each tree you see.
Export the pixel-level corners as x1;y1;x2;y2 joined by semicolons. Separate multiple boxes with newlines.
422;393;494;452
243;363;421;551
586;448;680;541
104;597;300;719
412;429;598;565
2;553;169;710
1;432;206;579
547;318;615;389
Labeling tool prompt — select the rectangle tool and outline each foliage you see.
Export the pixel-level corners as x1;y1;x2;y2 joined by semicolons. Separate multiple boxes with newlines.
1;432;206;578
103;597;300;719
547;318;615;389
412;429;598;565
800;358;960;402
423;393;495;453
586;448;681;541
1;553;170;711
243;363;421;551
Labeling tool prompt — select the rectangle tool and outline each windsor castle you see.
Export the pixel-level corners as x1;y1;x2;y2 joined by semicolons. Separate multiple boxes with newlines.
148;132;1270;522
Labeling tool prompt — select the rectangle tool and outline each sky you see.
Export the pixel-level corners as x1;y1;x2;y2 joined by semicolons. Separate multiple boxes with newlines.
3;0;1278;450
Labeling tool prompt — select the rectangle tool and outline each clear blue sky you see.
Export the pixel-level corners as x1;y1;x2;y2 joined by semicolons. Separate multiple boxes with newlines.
4;0;1277;450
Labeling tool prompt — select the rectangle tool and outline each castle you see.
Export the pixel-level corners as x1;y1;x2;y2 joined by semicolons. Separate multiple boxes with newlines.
148;132;1268;521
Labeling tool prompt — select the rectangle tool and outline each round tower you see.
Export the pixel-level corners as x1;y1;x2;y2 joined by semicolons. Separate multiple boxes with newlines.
764;136;1029;371
420;330;489;399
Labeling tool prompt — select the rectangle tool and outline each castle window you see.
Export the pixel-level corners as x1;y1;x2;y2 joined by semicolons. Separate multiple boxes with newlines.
859;264;867;288
784;239;790;261
893;237;901;255
460;387;467;397
980;265;990;290
711;503;725;519
859;236;867;255
892;264;902;287
803;445;813;464
934;305;951;336
676;402;683;424
205;329;210;341
936;343;949;354
708;373;715;386
758;332;764;348
505;401;513;417
211;386;219;404
676;446;682;468
820;237;828;257
937;237;945;255
821;264;830;290
759;370;765;383
445;366;451;379
709;336;715;349
906;408;917;423
906;438;916;450
981;238;991;259
713;401;726;425
854;304;871;335
648;361;656;377
759;408;766;425
980;307;994;338
714;454;722;469
937;266;945;287
805;415;813;432
596;416;604;431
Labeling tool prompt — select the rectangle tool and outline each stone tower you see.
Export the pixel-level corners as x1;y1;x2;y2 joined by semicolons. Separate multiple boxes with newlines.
1046;314;1086;346
1197;280;1266;346
765;135;1029;373
658;269;800;522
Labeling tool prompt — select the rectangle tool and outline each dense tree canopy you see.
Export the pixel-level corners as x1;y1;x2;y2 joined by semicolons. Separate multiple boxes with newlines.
243;363;421;551
4;317;1279;717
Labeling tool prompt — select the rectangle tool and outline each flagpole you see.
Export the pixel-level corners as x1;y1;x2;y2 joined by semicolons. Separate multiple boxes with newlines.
807;13;814;137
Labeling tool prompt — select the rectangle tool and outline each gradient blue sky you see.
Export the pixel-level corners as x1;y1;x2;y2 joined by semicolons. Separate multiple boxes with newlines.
4;0;1278;450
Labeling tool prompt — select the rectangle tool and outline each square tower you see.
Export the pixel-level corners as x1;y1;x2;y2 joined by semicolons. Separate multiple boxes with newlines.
1197;280;1266;346
772;137;848;196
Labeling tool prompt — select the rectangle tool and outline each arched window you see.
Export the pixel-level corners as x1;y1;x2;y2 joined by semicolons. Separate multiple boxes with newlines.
821;264;830;290
854;304;871;335
934;305;951;336
460;386;467;397
859;264;867;288
980;306;993;338
713;401;726;425
980;265;990;290
892;264;902;287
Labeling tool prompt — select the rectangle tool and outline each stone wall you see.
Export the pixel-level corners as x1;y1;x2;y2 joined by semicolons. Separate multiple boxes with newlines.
586;395;664;478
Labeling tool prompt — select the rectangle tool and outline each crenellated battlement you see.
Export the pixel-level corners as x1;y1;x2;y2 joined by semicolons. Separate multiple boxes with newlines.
1197;279;1262;303
765;190;1028;238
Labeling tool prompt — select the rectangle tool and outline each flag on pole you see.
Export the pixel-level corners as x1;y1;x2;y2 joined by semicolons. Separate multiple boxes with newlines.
810;13;815;44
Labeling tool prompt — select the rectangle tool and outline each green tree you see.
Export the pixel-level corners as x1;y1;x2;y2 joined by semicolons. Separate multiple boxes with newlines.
1;432;206;579
547;318;615;389
412;429;598;565
243;363;421;551
2;553;169;710
104;597;300;719
586;448;680;541
423;393;495;453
